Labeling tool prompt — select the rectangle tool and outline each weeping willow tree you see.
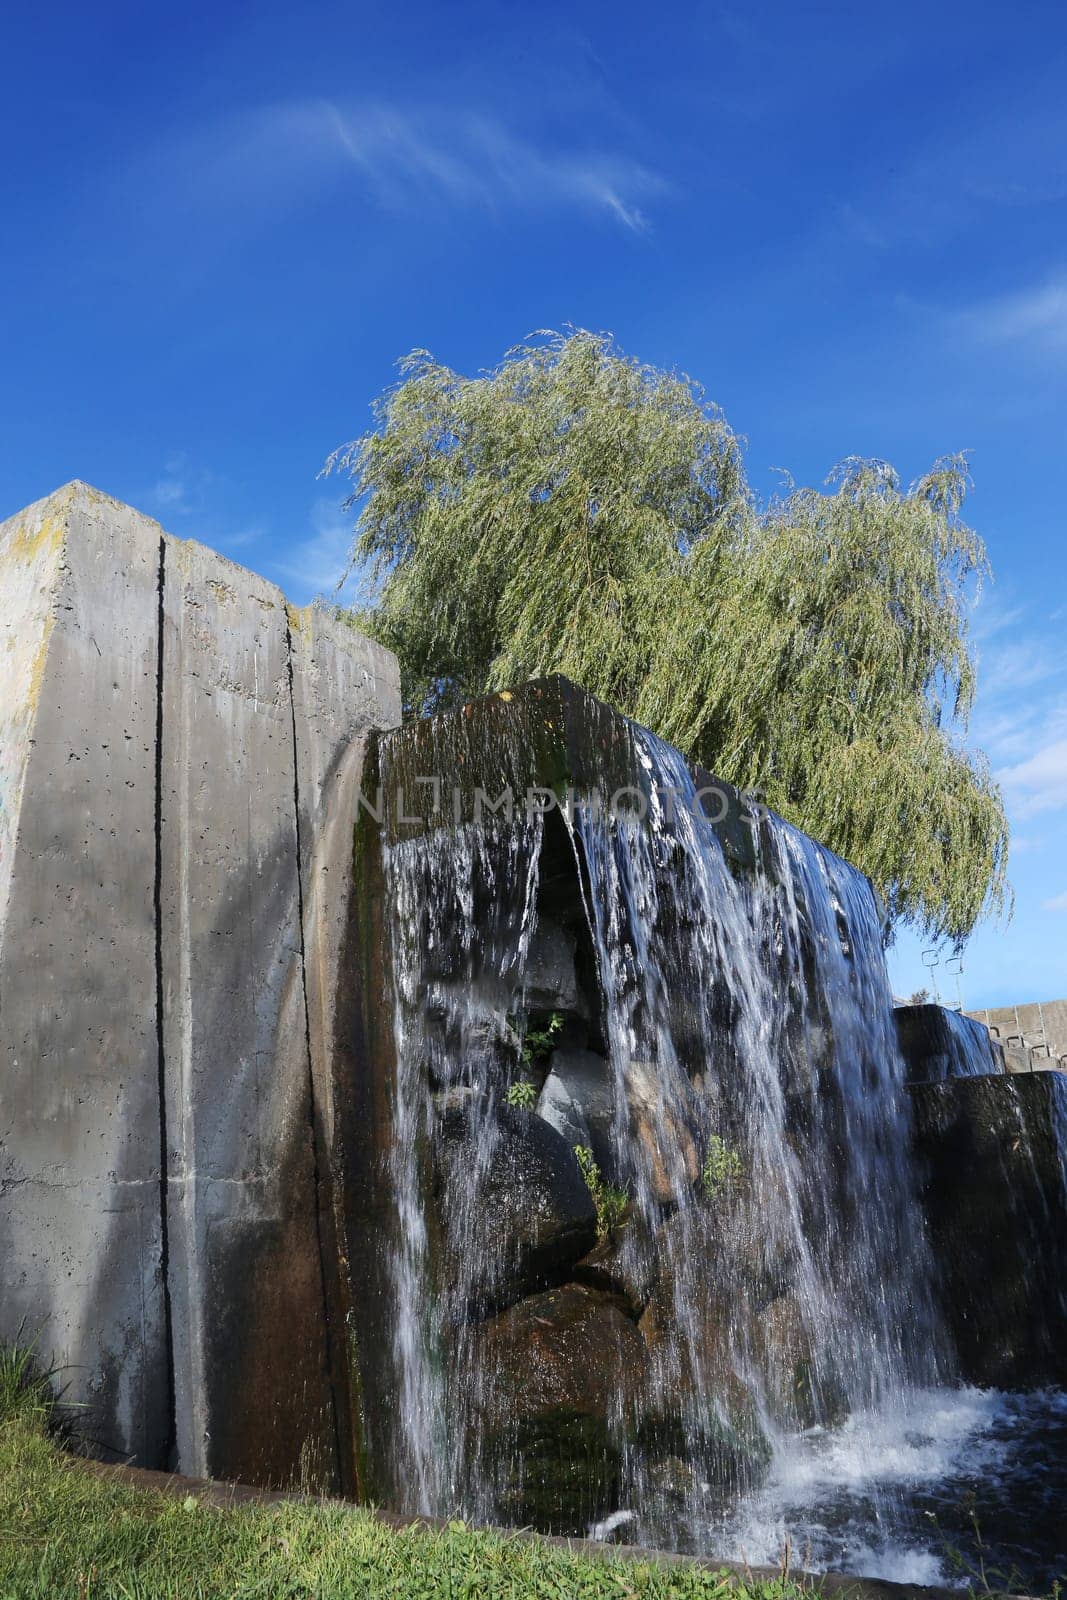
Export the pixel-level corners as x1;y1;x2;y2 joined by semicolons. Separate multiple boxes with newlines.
327;330;1009;945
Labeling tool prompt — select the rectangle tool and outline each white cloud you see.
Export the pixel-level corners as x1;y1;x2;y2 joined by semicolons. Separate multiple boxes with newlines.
145;454;220;523
999;738;1067;817
151;476;187;509
270;498;354;604
971;600;1025;644
969;590;1067;779
979;636;1065;696
140;98;667;237
957;274;1067;353
1042;890;1067;912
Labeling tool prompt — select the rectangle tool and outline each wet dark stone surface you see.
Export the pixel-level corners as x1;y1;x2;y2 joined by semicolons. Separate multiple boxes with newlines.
895;1004;1003;1084
910;1070;1067;1387
475;1281;647;1532
536;1046;617;1178
434;1101;598;1313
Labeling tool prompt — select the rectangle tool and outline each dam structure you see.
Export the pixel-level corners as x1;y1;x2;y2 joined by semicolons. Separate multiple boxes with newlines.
1;484;1065;1587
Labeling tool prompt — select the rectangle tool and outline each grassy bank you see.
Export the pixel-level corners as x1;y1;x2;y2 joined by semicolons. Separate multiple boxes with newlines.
0;1349;807;1600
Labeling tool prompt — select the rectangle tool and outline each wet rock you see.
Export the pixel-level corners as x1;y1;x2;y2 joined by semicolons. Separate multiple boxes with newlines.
536;1047;616;1177
423;999;521;1092
475;1282;647;1532
910;1071;1067;1387
635;1207;719;1348
572;1210;659;1314
633;1454;709;1547
433;1084;485;1116
751;1289;831;1430
633;1379;771;1515
723;1166;802;1308
434;1102;597;1313
524;916;589;1018
630;1207;772;1496
625;1060;700;1205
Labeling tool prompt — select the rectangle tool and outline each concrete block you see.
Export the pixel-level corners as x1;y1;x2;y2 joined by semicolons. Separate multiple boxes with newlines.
968;999;1067;1069
910;1070;1067;1387
894;1003;1003;1083
0;482;400;1485
0;483;167;1463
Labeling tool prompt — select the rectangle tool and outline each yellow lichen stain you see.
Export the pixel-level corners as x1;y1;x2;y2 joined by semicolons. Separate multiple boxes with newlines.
22;631;52;720
286;602;309;636
1;513;66;568
0;515;63;720
205;578;238;605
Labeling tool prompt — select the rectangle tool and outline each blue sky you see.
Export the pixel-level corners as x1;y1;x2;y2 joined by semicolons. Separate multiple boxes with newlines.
2;0;1066;1008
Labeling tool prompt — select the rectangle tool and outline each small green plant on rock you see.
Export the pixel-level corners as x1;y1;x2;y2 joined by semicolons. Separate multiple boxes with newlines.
574;1144;629;1241
701;1135;743;1202
505;1079;538;1109
521;1010;565;1069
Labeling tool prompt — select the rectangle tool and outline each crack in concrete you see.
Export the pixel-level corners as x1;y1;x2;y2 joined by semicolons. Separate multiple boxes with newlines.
285;619;344;1481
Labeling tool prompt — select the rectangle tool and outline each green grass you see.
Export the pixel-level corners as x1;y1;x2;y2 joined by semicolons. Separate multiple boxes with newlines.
0;1348;814;1600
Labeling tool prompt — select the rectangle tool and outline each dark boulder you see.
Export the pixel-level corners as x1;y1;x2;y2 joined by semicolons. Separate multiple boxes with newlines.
474;1282;647;1532
572;1211;659;1314
434;1101;597;1314
422;997;521;1092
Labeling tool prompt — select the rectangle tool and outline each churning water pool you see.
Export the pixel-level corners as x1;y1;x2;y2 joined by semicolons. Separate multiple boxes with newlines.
700;1386;1067;1590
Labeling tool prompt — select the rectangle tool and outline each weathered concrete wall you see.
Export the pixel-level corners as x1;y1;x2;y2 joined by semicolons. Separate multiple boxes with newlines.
967;999;1067;1069
0;482;400;1483
0;485;167;1464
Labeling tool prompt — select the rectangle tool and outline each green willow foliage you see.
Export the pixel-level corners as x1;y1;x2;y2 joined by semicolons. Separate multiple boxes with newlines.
327;330;1009;946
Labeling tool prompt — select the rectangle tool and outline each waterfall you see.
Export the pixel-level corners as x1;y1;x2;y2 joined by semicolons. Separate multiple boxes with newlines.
369;693;947;1551
569;728;945;1547
380;811;545;1515
895;1002;1004;1082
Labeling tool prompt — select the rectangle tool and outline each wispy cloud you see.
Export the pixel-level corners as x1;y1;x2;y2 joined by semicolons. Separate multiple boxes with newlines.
956;275;1067;354
969;587;1067;776
971;600;1026;645
1041;890;1067;912
138;99;667;237
151;475;188;509
145;453;218;521
1000;738;1067;817
269;497;354;604
978;635;1065;697
966;588;1067;840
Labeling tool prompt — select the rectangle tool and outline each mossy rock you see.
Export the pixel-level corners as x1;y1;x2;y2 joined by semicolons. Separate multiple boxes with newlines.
473;1282;647;1533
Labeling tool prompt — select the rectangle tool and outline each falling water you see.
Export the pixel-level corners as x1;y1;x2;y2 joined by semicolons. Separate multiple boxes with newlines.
368;695;1061;1580
380;810;544;1514
896;1004;1004;1082
568;728;945;1549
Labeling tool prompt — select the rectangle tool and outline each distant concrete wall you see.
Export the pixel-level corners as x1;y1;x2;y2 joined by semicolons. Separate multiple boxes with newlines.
0;482;400;1485
967;1000;1067;1069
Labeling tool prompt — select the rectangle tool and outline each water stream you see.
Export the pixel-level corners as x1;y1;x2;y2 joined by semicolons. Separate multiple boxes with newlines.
371;709;1066;1587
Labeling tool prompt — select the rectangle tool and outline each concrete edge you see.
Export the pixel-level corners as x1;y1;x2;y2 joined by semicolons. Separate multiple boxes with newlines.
72;1457;1028;1600
4;481;401;696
